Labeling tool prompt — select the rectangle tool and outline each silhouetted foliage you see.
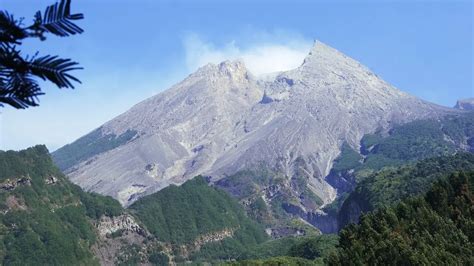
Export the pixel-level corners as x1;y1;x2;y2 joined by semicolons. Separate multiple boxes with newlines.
0;0;83;109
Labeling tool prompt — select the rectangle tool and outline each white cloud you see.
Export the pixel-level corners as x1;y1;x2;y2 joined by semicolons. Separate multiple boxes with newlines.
183;33;312;76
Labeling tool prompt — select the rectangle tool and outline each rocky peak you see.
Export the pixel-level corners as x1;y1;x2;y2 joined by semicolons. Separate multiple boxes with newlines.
218;59;246;73
193;59;251;84
302;41;352;65
298;40;373;79
454;98;474;110
305;40;345;61
219;60;251;84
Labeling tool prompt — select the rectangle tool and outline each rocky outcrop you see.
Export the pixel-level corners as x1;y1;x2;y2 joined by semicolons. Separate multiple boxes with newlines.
282;202;339;233
337;193;370;230
324;169;356;195
2;195;27;214
454;98;474;110
191;227;235;249
45;175;58;185
96;214;145;237
92;214;160;265
306;212;338;234
0;175;31;191
145;163;162;179
266;227;305;238
177;227;236;257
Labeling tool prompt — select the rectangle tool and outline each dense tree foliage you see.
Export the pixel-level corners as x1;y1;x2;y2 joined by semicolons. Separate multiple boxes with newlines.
287;235;338;260
228;256;321;266
130;176;268;260
0;145;122;264
246;236;318;259
331;143;363;173
338;153;474;227
329;171;474;265
0;0;83;108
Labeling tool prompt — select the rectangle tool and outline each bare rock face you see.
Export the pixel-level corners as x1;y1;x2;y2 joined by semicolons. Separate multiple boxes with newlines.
92;214;153;265
454;98;474;110
45;175;58;185
0;175;31;191
54;41;453;206
96;214;145;237
181;227;236;255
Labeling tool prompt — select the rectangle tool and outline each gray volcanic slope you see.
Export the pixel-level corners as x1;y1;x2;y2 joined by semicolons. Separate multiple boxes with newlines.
454;98;474;110
53;41;452;206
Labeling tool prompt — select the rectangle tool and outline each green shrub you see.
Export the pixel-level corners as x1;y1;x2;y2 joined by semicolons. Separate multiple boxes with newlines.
148;252;169;266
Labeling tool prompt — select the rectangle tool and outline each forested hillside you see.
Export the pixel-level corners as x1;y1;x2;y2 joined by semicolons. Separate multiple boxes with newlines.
329;171;474;265
0;146;122;265
130;176;268;262
338;153;474;227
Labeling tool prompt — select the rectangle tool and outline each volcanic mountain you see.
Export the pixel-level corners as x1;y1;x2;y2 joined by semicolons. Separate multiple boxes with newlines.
53;41;453;206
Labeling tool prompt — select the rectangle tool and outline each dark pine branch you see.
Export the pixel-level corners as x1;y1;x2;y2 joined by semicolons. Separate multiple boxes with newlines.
0;0;83;109
0;11;27;44
29;55;82;89
31;0;84;38
0;72;44;109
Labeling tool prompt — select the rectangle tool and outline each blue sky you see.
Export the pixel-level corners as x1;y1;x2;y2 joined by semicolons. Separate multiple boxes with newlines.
0;0;472;151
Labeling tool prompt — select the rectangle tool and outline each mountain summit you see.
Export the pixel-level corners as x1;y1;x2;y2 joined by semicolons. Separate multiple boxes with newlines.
53;41;453;206
454;98;474;110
